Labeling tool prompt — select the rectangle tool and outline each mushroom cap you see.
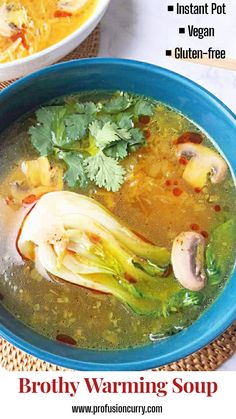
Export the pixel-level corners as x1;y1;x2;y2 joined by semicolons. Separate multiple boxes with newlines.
176;143;228;188
171;231;207;292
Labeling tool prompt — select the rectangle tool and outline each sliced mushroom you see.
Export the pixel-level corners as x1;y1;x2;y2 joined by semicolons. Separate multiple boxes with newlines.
176;143;228;188
58;0;89;13
171;231;206;291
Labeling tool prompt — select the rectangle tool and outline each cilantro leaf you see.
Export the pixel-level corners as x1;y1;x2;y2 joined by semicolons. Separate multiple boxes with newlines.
65;114;91;142
133;99;155;117
104;127;145;160
35;107;58;126
104;140;128;160
102;93;133;114
116;113;134;130
61;152;88;189
75;102;98;115
84;151;125;192
29;124;53;156
28;91;154;193
89;121;131;150
129;128;145;146
47;107;67;147
29;106;67;155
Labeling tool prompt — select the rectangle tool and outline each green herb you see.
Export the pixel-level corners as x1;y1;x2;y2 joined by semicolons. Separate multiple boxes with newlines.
167;290;204;314
104;140;129;160
84;151;125;192
64;114;91;142
133;99;155;117
102;92;133;114
129;128;145;147
28;91;156;191
206;218;236;286
89;120;131;149
116;113;134;129
74;102;98;115
60;152;89;189
29;107;68;155
104;128;145;160
206;246;221;285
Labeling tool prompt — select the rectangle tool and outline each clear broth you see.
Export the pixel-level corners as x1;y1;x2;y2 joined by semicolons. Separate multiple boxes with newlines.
0;93;235;350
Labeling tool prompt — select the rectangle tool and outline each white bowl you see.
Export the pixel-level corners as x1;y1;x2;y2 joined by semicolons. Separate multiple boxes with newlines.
0;0;110;82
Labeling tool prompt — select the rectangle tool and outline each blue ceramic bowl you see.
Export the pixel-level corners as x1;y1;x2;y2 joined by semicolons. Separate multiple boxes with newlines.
0;59;235;370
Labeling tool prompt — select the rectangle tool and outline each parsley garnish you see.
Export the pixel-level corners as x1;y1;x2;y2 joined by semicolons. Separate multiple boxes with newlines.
28;91;156;191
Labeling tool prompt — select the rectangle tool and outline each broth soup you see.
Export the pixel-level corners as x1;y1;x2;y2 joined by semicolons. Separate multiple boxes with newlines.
0;91;235;350
0;0;97;63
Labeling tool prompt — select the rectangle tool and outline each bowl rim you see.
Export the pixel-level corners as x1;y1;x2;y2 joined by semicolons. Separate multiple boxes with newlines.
0;57;236;371
0;0;110;69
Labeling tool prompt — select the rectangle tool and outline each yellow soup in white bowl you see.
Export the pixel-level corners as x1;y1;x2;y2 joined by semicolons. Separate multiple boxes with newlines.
0;0;110;81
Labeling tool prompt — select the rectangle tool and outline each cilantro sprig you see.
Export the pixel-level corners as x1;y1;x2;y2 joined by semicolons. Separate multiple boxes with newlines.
28;91;156;192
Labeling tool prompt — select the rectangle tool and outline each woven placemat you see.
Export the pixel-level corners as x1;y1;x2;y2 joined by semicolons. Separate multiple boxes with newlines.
0;25;235;371
0;323;235;371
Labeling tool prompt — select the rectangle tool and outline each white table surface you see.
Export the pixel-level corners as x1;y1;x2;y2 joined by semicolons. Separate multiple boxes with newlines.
98;0;236;371
0;0;235;372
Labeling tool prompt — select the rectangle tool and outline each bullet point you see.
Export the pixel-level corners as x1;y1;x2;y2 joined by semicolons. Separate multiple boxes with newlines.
166;50;172;56
168;5;174;12
179;28;185;34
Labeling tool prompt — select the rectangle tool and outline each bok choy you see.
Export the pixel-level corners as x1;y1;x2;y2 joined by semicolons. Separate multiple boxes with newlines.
17;191;171;316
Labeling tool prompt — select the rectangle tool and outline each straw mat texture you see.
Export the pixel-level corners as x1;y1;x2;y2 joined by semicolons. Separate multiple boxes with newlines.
1;323;235;371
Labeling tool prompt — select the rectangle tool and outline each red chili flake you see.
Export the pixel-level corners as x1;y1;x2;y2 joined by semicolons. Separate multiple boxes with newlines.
10;32;21;42
214;205;221;212
144;129;151;139
132;230;155;245
173;180;178;186
88;233;101;244
179;156;188;166
0;292;4;301
54;10;72;18
190;223;200;231
194;187;202;193
173;187;183;197
165;180;172;187
176;132;203;145
56;334;77;345
201;231;209;239
124;272;137;284
139;115;150;125
11;26;28;49
22;194;38;205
